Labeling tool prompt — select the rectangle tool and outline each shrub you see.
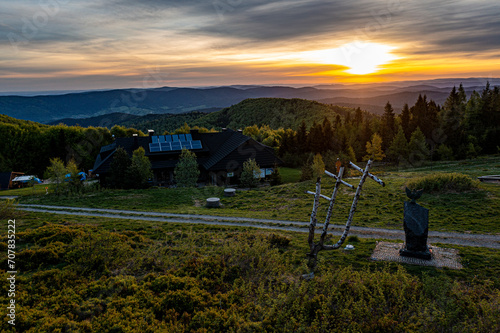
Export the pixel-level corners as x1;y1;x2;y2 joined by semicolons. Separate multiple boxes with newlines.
267;233;291;248
0;199;16;220
406;173;480;193
240;158;261;188
174;148;199;187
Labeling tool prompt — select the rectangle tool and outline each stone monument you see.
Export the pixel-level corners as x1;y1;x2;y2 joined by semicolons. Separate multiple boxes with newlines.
399;187;431;260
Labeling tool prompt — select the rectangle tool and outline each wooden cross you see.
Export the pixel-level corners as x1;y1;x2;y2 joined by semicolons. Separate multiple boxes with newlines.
305;159;385;274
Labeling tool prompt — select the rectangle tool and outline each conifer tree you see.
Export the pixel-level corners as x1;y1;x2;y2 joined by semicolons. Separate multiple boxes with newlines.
129;147;153;188
322;117;334;152
439;86;466;154
174;148;199;187
109;147;132;188
387;126;409;164
346;145;357;163
269;162;283;186
353;107;363;125
307;121;323;154
240;158;261;188
381;101;395;150
296;120;308;154
400;103;411;140
408;127;430;164
364;133;385;161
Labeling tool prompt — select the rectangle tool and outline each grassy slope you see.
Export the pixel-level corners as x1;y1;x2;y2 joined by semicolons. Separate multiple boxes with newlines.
15;156;500;234
2;157;500;331
1;211;499;332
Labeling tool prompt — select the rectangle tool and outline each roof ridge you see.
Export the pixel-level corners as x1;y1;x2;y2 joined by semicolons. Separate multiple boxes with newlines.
203;132;250;169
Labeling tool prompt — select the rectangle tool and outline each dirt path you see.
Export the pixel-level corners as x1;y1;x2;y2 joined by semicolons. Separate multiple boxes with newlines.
17;204;500;249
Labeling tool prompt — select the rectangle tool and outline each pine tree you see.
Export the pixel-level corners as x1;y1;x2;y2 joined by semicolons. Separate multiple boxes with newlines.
269;162;283;186
296;120;308;154
439;86;466;154
381;101;395;150
109;147;132;188
334;114;342;130
408;127;430;165
353;107;363;125
322;117;334;152
307;121;323;154
410;94;428;137
129;147;153;188
364;133;385;161
400;103;411;140
174;148;200;187
240;158;261;188
346;145;357;163
387;126;409;164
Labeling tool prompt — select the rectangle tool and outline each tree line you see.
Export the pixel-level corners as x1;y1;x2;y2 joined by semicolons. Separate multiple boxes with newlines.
242;83;500;172
1;83;498;181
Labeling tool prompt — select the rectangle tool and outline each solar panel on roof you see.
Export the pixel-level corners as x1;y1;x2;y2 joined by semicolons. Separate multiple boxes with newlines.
191;141;202;149
171;142;181;150
150;134;202;152
149;143;161;152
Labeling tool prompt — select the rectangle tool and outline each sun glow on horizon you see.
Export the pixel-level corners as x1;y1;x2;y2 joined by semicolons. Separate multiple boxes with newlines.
299;42;399;75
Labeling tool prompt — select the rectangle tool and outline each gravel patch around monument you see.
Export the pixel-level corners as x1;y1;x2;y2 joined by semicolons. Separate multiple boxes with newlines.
371;241;463;269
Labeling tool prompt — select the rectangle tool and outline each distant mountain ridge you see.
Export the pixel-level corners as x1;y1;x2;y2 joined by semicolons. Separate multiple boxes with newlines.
46;99;359;133
1;78;498;123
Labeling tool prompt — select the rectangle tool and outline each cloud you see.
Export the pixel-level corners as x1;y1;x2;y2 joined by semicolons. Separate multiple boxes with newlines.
1;0;499;91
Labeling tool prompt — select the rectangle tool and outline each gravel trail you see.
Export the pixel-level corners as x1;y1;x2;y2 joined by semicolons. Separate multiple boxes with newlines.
16;204;500;249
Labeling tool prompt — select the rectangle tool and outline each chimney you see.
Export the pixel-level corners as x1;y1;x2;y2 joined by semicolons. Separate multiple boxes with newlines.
148;129;155;137
133;134;138;148
222;128;227;132
237;129;243;133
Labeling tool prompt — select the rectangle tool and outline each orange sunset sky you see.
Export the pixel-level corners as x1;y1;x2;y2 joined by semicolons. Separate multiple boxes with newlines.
1;0;500;92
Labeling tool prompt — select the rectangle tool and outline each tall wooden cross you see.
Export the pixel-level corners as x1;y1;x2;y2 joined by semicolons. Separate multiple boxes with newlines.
305;159;385;273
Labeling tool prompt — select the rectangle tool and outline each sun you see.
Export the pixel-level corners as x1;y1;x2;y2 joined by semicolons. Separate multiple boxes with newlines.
300;42;398;75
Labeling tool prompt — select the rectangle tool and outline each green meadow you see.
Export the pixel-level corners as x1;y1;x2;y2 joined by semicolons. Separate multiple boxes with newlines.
1;156;500;332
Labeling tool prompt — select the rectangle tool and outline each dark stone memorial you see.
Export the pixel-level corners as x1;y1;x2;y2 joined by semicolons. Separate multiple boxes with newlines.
399;188;431;260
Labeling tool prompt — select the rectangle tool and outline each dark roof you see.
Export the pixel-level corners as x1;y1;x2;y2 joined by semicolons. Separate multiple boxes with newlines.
0;172;12;190
208;141;280;171
202;131;250;169
93;129;282;175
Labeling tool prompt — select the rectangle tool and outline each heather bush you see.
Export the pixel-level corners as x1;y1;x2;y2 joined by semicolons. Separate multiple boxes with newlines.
2;223;499;332
407;172;480;193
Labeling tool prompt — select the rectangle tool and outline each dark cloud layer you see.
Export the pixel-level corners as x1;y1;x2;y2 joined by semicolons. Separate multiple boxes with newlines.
3;0;499;53
1;0;499;90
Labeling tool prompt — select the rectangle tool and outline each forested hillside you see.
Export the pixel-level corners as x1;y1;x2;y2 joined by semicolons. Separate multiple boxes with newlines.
191;98;365;130
50;111;214;134
0;115;115;175
1;83;499;178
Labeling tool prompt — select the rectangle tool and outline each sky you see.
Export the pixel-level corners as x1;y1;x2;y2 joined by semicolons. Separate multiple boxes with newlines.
1;0;500;92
